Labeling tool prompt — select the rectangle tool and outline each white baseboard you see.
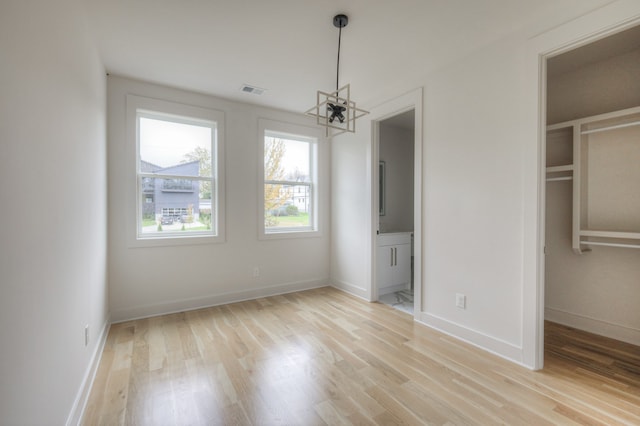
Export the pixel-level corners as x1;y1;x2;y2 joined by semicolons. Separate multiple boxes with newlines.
111;278;328;323
329;279;370;301
378;283;410;296
66;317;111;426
418;312;525;367
545;307;640;346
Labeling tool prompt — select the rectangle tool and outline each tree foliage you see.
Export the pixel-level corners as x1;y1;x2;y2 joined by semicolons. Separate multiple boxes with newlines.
264;138;292;226
182;146;212;199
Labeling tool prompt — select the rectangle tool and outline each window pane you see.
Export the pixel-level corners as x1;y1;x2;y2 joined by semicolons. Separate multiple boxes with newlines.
139;116;213;177
140;178;214;235
265;184;311;230
264;136;310;182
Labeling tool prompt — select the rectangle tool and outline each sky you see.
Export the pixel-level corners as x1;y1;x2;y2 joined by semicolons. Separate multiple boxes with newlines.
139;117;211;168
277;138;310;177
140;116;311;177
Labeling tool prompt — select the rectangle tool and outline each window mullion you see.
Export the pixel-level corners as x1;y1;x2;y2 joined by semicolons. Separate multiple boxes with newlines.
139;172;213;181
264;180;310;186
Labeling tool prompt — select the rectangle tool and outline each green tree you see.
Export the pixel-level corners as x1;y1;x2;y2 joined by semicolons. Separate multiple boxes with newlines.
182;147;212;199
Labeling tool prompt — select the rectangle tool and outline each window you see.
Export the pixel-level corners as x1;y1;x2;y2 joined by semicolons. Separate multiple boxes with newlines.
162;178;194;192
260;120;319;237
128;95;225;244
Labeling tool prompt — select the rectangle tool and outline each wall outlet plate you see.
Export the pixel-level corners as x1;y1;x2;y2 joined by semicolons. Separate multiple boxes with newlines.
456;293;466;309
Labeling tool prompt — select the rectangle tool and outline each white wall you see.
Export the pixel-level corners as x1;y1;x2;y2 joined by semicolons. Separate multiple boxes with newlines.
548;49;640;124
330;132;371;299
0;1;108;424
330;0;640;368
379;124;414;233
107;76;330;322
545;47;640;344
420;35;526;360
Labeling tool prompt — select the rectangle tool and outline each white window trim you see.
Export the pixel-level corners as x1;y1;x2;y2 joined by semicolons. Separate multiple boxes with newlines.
258;119;322;240
126;94;225;247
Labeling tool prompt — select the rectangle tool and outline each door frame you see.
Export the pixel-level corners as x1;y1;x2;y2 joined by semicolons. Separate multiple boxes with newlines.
369;88;423;318
529;10;640;369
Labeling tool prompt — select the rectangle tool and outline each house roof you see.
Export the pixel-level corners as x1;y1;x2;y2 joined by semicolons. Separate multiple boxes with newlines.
158;160;199;174
140;160;162;173
140;159;199;174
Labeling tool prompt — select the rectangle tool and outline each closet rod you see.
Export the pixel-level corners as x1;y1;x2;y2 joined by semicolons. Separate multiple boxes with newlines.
581;120;640;135
546;176;572;182
581;241;640;249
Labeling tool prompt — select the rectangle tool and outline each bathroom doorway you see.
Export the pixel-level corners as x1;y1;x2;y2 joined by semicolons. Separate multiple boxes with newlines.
376;111;416;314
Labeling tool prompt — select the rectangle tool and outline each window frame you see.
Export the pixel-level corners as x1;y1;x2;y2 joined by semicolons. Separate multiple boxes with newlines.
258;119;321;239
127;95;225;247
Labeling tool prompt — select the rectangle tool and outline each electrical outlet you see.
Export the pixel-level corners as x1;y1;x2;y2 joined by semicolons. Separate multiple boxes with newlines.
455;293;466;309
84;324;90;346
252;267;260;278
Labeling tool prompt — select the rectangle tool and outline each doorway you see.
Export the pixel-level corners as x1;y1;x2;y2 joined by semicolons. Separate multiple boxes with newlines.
376;111;416;314
368;89;423;319
542;23;640;366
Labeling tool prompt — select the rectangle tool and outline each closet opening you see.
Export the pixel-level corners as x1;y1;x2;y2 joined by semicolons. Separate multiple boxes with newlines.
542;23;640;377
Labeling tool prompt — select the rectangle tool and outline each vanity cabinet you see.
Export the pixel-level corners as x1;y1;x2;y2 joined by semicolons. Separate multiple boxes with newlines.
377;232;411;295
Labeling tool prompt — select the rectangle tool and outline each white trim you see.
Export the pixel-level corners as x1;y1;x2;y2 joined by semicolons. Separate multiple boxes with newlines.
139;172;214;181
66;318;111;426
545;307;640;346
418;312;525;367
126;94;226;248
329;280;370;301
111;279;328;323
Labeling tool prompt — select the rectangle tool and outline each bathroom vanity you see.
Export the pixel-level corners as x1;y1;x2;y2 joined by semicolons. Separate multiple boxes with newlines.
377;232;412;295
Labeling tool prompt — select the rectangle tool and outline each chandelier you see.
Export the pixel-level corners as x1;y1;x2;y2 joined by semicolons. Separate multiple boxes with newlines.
306;14;369;138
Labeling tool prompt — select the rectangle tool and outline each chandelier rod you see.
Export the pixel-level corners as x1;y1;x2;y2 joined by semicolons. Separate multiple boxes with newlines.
333;14;348;92
336;24;342;91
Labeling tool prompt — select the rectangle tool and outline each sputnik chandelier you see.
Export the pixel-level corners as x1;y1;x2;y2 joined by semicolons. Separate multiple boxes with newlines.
306;14;369;138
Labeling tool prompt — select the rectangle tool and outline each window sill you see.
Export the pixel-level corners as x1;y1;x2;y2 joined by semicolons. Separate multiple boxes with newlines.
260;228;321;240
129;232;225;248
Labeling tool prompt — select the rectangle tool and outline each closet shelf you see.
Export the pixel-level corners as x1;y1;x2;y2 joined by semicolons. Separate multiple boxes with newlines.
579;230;640;240
546;165;573;173
546;122;574;131
548;105;640;130
581;120;640;135
581;241;640;249
547;105;640;254
546;164;573;182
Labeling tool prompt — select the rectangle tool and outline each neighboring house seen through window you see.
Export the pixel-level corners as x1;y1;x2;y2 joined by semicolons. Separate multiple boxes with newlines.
261;122;318;236
136;110;218;238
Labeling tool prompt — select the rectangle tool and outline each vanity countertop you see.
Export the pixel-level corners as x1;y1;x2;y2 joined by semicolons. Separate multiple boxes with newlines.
378;232;412;246
379;231;413;236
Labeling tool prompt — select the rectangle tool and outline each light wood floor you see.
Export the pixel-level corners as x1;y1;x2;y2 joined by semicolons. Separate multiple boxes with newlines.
83;287;640;425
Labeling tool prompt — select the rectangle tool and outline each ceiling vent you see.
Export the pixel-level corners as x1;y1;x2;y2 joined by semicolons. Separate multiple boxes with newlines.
240;84;265;95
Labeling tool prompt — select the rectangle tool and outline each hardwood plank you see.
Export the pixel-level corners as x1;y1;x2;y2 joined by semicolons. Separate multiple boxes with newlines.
82;288;640;425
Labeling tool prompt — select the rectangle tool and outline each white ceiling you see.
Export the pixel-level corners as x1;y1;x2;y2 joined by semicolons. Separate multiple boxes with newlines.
83;0;615;113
